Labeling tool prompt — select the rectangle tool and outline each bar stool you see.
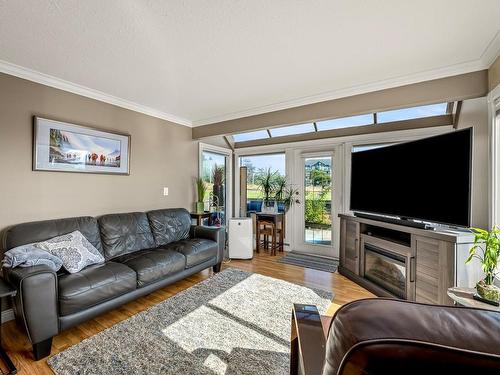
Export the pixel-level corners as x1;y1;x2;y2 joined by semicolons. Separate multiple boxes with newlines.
257;220;274;254
260;220;283;256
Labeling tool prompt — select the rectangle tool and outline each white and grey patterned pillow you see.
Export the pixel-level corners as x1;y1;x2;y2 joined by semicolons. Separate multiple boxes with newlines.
35;231;104;273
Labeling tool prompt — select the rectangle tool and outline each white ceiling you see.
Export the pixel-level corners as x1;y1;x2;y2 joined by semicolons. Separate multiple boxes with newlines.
0;1;499;127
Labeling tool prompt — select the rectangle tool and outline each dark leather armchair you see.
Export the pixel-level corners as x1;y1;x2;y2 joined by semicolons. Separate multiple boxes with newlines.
291;298;500;374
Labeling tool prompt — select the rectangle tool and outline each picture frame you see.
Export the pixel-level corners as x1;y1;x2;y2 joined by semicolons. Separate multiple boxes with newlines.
33;117;131;175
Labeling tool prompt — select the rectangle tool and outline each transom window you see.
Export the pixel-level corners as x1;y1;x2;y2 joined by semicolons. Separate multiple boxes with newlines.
269;123;315;137
377;103;448;123
316;114;374;131
232;130;269;142
230;102;451;143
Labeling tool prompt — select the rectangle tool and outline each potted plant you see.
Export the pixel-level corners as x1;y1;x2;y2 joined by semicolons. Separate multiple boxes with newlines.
195;178;207;213
274;175;299;213
212;165;225;210
256;168;279;212
466;227;500;302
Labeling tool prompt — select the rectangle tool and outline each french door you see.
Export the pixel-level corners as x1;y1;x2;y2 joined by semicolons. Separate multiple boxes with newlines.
291;150;339;258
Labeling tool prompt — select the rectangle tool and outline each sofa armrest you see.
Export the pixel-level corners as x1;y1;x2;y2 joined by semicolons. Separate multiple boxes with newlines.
325;298;500;374
4;265;59;345
190;225;225;264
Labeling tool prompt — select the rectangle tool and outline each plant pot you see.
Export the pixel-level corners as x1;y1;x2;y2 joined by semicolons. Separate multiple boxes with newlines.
195;202;205;213
476;279;500;302
262;200;278;214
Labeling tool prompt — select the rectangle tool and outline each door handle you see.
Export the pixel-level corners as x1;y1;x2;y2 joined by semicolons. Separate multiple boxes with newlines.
410;257;415;282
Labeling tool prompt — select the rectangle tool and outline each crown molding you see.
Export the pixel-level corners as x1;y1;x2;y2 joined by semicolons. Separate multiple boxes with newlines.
1;27;498;130
0;59;193;127
481;29;500;67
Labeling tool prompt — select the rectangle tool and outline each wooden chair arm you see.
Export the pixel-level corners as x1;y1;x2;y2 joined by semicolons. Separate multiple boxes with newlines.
290;304;327;375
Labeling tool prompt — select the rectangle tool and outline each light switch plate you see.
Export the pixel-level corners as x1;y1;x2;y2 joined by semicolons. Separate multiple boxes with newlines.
163;187;169;196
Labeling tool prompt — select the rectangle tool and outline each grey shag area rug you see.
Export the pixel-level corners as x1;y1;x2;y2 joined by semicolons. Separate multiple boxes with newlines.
48;268;332;375
278;252;338;273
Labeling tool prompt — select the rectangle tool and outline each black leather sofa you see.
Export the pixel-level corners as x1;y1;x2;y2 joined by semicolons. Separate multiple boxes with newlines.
1;208;224;360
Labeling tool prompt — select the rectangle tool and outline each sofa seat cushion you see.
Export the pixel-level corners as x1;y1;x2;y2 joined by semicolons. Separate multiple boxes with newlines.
58;262;136;316
115;248;186;287
164;238;217;268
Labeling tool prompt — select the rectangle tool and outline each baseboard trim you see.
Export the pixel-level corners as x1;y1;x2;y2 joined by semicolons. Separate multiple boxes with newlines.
1;308;15;323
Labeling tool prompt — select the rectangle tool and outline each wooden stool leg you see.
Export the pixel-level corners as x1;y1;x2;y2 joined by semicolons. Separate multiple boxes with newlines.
279;228;284;252
272;226;277;256
256;223;260;253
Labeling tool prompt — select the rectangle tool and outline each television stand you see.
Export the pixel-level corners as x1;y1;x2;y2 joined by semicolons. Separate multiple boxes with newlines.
339;213;479;305
353;212;434;230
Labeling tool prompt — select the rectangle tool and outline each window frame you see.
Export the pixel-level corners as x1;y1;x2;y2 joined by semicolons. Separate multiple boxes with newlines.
230;102;454;147
489;85;500;228
198;142;233;226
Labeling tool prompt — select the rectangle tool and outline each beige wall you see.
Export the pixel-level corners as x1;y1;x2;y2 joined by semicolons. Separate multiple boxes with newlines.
489;55;500;92
0;73;197;239
456;97;489;229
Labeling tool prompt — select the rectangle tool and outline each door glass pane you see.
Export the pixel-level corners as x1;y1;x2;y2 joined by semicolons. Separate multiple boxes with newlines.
202;151;227;226
304;156;332;245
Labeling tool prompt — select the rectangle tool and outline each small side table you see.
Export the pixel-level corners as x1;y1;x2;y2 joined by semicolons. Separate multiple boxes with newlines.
447;287;500;312
0;278;16;374
189;212;213;226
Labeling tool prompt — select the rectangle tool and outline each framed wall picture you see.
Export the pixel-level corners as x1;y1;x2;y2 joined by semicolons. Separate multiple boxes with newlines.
33;117;130;175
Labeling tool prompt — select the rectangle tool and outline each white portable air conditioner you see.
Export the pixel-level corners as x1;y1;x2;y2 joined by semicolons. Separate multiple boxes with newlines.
228;218;253;259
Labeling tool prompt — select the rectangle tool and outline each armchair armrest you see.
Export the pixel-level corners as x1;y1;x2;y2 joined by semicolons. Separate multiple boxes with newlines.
190;225;225;264
4;265;59;348
290;304;327;375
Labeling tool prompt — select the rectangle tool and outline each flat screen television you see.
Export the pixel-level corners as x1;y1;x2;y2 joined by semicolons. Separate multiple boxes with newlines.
350;128;472;227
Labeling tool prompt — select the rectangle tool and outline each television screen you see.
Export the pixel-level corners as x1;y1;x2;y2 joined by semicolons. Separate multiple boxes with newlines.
350;128;472;227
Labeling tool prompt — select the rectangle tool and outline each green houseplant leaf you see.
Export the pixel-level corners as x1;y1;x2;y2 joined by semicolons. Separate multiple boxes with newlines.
467;227;500;301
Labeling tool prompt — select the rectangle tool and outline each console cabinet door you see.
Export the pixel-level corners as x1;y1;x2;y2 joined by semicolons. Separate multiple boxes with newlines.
414;236;454;305
340;219;360;275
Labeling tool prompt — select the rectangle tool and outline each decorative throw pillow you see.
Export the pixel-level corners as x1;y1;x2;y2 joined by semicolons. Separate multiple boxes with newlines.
35;230;104;273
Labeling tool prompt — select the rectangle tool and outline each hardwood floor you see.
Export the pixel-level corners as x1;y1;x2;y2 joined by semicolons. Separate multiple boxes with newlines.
2;252;373;374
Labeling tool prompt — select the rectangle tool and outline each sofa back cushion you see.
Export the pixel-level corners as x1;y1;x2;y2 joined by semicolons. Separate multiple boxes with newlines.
98;212;155;260
3;216;103;256
147;208;191;247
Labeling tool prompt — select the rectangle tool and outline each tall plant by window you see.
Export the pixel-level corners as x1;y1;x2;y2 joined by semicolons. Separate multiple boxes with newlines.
256;168;279;205
255;168;298;212
212;165;225;208
274;175;298;212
